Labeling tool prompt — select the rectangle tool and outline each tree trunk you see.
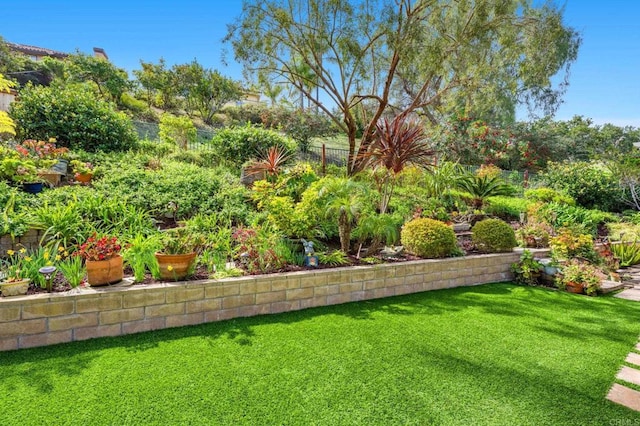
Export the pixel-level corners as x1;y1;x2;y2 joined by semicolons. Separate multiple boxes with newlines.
338;208;351;254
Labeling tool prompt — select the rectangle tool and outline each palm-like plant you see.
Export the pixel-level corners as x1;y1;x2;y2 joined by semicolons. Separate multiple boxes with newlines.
319;178;367;254
360;115;435;213
457;173;514;210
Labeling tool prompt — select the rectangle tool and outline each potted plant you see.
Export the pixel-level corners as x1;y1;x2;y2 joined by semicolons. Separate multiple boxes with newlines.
17;139;68;186
0;248;31;296
555;259;605;296
77;234;123;286
511;249;543;286
155;227;205;281
70;160;94;183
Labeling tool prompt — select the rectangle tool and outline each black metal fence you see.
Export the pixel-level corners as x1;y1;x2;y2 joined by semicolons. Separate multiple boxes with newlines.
132;120;216;150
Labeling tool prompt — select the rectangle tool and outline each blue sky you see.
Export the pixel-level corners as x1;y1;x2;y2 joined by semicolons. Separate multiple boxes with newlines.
2;0;639;127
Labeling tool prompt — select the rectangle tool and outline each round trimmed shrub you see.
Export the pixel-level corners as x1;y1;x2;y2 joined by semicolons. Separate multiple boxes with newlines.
471;218;517;253
11;83;138;152
400;218;457;258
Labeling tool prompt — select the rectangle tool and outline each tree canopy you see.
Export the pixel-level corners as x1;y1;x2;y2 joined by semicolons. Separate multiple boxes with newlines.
226;0;581;174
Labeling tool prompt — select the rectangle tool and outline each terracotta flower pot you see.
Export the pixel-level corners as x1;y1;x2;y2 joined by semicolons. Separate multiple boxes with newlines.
565;281;584;294
86;255;123;286
155;252;197;281
75;173;93;183
0;278;30;297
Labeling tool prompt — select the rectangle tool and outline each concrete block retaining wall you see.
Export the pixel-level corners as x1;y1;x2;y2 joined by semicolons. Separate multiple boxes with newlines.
0;229;46;254
0;252;519;351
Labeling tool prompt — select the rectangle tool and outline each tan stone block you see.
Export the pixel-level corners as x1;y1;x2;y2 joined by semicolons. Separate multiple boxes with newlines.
205;308;239;322
300;296;327;309
186;299;221;314
0;318;46;337
49;313;99;332
374;266;396;280
19;331;72;349
394;284;414;296
256;291;286;305
286;287;314;300
0;337;18;351
240;304;270;317
424;272;442;283
99;308;144;325
205;284;225;298
314;285;340;297
326;293;351;305
271;300;300;313
239;280;257;295
350;291;366;302
363;279;385;290
395;264;413;277
405;274;425;286
0;306;20;322
122;291;165;308
166;313;204;328
74;324;122;341
221;294;255;310
286;276;301;289
350;269;375;282
22;301;74;319
384;276;405;287
373;288;395;299
122;318;165;335
254;280;271;293
166;287;204;304
362;290;376;300
301;274;328;288
76;295;122;313
617;366;640;387
145;303;185;318
323;271;344;285
441;270;458;280
270;279;290;291
222;284;240;296
339;282;363;294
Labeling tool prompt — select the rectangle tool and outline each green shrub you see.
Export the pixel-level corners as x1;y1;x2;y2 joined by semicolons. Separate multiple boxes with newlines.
158;114;197;149
400;218;458;258
524;187;575;205
209;124;297;167
534;202;618;237
472;218;517;253
11;83;138;152
93;162;251;222
541;161;623;211
484;196;530;221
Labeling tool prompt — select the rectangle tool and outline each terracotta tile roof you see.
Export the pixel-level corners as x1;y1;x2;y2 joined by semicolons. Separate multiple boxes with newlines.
6;42;68;59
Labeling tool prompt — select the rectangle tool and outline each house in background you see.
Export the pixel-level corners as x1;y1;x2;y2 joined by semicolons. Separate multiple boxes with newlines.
0;42;110;112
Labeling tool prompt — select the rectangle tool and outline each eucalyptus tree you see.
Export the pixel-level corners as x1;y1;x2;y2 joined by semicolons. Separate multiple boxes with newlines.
226;0;580;175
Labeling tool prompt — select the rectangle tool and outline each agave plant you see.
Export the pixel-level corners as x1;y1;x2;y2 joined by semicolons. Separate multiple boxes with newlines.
611;241;640;267
457;173;514;210
359;115;435;213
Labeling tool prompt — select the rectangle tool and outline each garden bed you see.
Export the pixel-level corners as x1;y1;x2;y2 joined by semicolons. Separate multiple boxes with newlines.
0;252;519;351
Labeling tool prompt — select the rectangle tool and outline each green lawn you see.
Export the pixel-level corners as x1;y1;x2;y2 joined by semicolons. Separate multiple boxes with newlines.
1;283;640;425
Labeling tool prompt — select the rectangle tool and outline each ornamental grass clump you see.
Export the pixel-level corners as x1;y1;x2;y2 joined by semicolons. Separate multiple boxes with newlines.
400;217;458;258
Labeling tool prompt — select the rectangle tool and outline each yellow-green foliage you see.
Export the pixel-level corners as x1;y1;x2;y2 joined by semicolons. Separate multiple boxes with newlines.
159;114;197;149
472;219;517;253
0;111;15;137
401;218;457;258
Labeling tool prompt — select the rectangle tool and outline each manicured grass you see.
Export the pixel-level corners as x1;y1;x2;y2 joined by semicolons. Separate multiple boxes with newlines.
1;283;640;425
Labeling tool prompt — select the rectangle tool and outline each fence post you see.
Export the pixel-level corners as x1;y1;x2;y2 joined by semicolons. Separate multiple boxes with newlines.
523;169;529;188
321;144;326;175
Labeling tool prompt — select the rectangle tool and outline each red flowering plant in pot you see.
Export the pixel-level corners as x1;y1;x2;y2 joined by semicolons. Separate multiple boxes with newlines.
76;234;123;286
